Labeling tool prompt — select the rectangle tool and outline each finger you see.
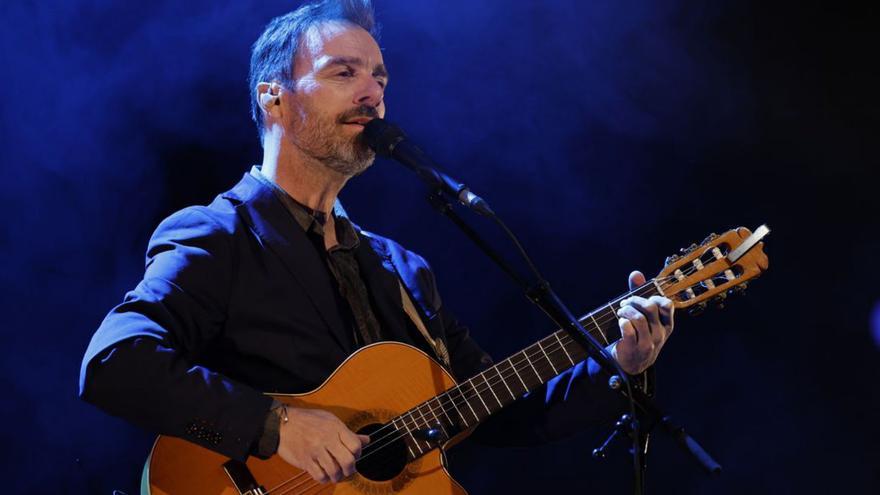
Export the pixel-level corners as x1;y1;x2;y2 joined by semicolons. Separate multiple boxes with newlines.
617;320;642;374
618;304;650;337
631;296;673;347
619;317;637;346
653;296;675;331
623;296;662;330
316;449;343;483
628;270;646;291
358;434;371;445
620;306;655;358
329;442;357;478
340;432;364;458
308;461;329;484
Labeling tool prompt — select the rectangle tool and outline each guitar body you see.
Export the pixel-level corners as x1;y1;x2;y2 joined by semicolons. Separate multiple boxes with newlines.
145;342;469;495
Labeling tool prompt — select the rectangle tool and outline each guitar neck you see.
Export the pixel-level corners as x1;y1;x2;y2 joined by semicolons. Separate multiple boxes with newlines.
392;281;661;454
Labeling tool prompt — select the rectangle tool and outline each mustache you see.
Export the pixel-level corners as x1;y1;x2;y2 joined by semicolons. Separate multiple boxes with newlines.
337;105;380;124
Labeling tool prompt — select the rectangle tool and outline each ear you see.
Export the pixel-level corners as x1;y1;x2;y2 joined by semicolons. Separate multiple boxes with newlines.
256;81;283;116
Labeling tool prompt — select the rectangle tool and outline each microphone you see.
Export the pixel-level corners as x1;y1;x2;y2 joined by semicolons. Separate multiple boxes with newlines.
363;118;494;217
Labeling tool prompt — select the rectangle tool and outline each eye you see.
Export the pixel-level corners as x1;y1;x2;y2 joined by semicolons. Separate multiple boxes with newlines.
336;69;354;78
376;79;387;89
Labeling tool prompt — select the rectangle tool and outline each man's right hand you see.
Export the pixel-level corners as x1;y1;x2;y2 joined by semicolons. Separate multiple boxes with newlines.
276;406;370;484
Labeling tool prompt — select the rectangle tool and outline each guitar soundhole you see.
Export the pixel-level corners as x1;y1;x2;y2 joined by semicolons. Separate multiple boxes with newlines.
355;423;408;482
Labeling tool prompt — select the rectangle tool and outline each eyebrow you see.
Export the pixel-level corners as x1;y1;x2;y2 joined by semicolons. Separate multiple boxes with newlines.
322;56;389;79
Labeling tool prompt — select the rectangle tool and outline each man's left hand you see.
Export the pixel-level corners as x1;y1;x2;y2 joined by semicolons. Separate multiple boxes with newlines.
613;270;674;375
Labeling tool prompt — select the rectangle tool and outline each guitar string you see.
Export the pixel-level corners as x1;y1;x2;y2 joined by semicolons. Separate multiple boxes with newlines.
267;264;729;494
364;256;732;453
264;275;687;495
350;277;676;451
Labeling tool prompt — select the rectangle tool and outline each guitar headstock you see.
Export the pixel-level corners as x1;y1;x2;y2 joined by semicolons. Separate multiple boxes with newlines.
657;225;770;315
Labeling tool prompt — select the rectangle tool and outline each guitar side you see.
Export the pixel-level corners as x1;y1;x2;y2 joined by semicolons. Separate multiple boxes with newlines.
144;342;470;495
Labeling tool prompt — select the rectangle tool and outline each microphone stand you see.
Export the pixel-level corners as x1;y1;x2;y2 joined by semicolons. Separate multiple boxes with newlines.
423;188;721;494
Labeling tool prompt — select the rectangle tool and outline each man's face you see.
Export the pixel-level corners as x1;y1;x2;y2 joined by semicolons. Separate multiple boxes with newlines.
283;21;388;177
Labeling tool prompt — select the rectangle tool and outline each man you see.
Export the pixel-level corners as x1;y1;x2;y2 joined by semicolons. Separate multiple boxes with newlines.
80;0;674;487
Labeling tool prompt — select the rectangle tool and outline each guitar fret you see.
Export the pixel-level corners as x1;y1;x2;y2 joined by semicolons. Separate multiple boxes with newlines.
506;358;530;392
413;406;427;431
394;416;421;456
555;332;576;366
590;312;610;345
456;383;480;424
494;365;516;399
425;398;450;440
538;339;558;375
433;396;455;429
443;390;469;428
409;410;428;453
523;347;544;383
394;417;415;459
467;378;492;416
481;372;503;408
419;402;438;431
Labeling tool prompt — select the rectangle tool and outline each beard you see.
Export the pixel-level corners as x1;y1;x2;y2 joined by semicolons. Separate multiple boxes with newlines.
290;103;378;177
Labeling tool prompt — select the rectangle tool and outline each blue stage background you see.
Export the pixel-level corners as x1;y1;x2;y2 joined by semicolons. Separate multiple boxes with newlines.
1;1;877;493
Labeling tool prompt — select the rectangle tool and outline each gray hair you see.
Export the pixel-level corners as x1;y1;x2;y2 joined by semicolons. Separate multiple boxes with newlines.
248;0;378;140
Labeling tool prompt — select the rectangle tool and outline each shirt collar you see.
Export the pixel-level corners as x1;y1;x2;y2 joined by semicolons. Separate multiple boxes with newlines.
249;165;359;250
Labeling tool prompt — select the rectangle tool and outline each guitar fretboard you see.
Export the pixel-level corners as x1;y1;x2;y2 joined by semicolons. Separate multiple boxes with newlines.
388;282;661;459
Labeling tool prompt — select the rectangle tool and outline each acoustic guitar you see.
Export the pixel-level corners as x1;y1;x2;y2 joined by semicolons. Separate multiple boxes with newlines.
144;225;770;494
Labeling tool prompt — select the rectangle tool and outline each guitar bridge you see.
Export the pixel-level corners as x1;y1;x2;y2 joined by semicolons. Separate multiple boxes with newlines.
223;459;265;495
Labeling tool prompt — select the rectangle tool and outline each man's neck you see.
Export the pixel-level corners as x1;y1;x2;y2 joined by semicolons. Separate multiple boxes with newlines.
260;138;348;216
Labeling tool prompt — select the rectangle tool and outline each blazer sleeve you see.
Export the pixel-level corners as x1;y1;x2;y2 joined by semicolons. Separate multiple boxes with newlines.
79;206;273;461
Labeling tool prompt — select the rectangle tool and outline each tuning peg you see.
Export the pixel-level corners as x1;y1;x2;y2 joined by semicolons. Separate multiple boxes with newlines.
665;254;681;266
729;281;749;296
688;302;707;316
680;243;698;255
700;233;719;246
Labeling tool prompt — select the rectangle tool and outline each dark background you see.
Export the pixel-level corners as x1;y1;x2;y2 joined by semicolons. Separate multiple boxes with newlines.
1;0;877;493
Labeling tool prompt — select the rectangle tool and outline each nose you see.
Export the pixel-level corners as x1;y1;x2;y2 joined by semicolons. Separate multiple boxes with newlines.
353;76;384;108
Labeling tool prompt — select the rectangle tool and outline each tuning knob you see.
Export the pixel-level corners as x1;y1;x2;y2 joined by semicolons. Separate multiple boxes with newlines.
665;254;681;266
688;301;708;316
680;243;698;255
701;233;719;245
730;281;749;295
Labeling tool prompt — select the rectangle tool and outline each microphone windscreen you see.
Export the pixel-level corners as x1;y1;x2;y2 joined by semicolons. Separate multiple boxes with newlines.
363;118;406;157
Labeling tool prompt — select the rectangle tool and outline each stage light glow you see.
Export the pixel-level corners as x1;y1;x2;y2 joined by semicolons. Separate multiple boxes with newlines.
871;301;880;349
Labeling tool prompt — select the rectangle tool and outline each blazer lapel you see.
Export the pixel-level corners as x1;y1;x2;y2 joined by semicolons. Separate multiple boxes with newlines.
222;173;351;352
354;232;408;343
357;232;450;368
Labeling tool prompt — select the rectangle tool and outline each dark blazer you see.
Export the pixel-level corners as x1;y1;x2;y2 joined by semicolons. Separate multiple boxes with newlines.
80;172;622;462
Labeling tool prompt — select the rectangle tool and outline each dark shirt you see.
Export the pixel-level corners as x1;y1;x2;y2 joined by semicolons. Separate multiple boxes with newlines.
250;166;383;347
